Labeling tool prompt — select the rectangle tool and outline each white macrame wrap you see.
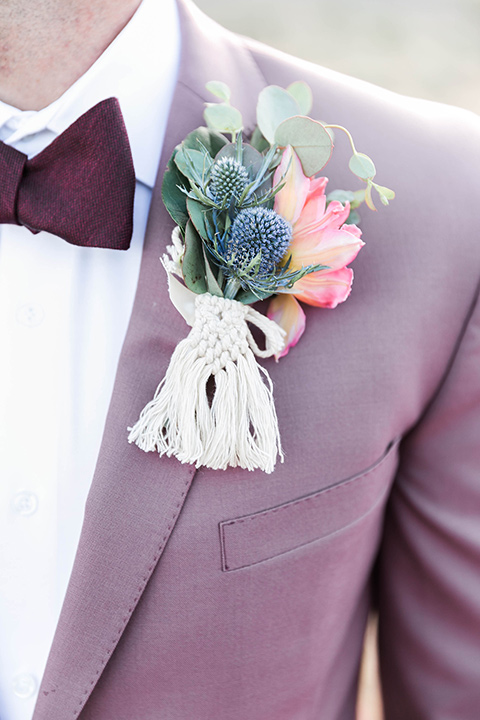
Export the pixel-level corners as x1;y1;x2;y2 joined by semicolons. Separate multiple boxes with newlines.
128;288;286;473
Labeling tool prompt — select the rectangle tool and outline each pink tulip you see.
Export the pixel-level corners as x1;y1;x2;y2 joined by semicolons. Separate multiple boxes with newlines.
268;146;364;358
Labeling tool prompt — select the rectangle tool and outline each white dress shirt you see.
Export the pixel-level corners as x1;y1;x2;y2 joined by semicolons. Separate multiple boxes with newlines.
0;1;181;718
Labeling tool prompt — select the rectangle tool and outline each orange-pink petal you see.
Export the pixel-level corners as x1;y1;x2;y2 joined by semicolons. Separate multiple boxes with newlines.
288;226;364;270
293;200;352;244
282;267;355;308
273;146;310;225
343;223;362;239
309;176;329;196
289;186;327;237
267;293;306;359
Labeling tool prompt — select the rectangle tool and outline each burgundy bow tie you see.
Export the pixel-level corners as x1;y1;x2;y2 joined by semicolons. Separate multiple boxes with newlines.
0;97;135;250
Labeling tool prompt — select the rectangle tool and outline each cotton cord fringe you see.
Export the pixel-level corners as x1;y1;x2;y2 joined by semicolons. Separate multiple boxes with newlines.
128;293;286;473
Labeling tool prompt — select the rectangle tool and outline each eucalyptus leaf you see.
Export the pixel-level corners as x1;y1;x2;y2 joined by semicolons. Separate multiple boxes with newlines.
287;81;313;115
182;126;228;157
161;152;189;229
250;126;270;153
204;104;243;135
372;182;395;206
186;197;209;240
324;124;335;142
349;153;376;181
274;115;333;176
326;188;365;211
183;221;207;294
242;144;266;176
175;148;211;185
326;189;355;205
256;85;300;144
215;142;264;177
352;189;367;208
205;80;231;102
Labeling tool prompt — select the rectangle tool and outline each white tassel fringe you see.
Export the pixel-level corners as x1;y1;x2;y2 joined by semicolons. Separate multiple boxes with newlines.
128;293;286;473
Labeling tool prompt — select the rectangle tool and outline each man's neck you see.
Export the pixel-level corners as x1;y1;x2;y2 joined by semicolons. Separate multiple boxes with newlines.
0;0;143;111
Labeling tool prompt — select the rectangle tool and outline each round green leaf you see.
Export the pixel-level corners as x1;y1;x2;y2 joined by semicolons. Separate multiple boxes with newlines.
175;148;212;184
349;153;376;181
204;104;243;134
215;142;264;177
324;124;335;142
326;189;355;205
205;80;231;102
274;115;333;176
182;127;228;157
256;85;300;144
287;81;313;115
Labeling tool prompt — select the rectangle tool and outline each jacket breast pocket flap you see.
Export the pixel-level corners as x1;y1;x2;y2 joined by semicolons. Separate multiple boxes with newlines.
219;437;401;571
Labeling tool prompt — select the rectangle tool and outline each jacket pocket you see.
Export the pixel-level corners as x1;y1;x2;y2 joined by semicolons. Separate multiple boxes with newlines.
219;437;401;571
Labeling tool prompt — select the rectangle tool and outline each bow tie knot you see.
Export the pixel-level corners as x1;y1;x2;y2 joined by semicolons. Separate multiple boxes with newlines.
0;97;135;249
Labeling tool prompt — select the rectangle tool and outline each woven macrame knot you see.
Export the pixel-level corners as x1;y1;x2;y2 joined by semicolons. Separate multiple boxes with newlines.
192;294;250;373
128;292;286;472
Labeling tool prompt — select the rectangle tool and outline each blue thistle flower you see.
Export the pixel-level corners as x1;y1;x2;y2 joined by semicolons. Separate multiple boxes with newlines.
209;157;249;203
224;207;292;276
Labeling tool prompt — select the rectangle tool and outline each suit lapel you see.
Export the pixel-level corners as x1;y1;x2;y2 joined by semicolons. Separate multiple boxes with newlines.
33;2;265;718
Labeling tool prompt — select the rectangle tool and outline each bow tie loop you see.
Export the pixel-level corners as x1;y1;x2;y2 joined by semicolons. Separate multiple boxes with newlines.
0;97;135;249
0;143;27;225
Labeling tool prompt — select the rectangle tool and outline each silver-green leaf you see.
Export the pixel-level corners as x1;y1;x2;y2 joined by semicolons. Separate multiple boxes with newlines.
205;80;231;102
256;85;300;144
204;104;243;135
175;148;212;184
372;182;396;206
349;153;376;181
274;115;333;176
286;81;313;115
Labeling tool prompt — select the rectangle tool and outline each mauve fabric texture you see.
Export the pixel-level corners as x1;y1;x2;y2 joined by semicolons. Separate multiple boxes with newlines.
30;1;480;719
0;97;135;248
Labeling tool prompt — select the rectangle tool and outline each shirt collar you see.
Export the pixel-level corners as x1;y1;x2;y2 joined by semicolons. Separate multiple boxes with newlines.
0;0;181;188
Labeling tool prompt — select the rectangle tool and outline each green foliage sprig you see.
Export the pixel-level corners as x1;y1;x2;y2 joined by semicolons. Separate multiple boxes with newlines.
161;80;395;304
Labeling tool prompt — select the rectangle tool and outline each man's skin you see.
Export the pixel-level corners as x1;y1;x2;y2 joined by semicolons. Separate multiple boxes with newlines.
0;0;142;110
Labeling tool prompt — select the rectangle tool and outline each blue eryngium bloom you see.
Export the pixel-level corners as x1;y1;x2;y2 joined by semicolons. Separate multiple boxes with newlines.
225;207;292;276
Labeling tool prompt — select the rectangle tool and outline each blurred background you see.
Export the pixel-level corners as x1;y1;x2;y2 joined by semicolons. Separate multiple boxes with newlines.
195;0;480;115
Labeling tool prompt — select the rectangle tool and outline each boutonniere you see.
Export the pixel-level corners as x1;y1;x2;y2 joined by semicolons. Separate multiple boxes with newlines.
128;80;394;473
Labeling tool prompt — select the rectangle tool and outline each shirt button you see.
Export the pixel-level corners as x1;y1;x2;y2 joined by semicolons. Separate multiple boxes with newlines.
16;303;45;328
12;674;37;699
12;491;38;516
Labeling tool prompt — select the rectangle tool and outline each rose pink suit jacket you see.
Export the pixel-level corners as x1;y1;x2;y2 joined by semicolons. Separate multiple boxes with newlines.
32;1;480;718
